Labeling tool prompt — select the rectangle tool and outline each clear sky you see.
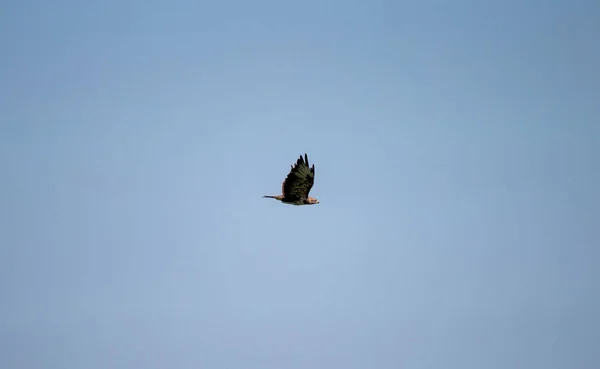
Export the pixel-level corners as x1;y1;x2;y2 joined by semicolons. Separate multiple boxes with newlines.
1;0;599;368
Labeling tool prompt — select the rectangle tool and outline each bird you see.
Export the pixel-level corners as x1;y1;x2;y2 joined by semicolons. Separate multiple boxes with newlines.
263;153;319;205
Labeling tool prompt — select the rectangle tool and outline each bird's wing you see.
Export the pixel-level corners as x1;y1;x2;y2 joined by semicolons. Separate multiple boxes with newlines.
282;153;315;201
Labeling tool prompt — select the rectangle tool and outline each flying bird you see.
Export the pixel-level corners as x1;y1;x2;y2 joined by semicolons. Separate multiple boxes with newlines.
263;153;319;205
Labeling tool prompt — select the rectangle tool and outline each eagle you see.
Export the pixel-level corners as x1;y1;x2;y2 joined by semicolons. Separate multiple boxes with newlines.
263;153;319;205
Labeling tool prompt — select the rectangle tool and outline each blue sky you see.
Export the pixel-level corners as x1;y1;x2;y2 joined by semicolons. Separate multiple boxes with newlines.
1;0;599;368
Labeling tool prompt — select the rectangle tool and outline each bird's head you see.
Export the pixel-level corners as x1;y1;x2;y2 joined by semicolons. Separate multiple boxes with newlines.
307;197;319;205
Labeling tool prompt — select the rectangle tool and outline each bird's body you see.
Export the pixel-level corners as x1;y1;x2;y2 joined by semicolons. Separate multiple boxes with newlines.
263;153;319;206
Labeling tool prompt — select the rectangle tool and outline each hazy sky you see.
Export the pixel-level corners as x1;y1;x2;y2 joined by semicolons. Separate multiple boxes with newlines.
1;1;599;368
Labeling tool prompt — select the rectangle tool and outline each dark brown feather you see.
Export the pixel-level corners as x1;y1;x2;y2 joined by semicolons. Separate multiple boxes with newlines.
281;153;315;201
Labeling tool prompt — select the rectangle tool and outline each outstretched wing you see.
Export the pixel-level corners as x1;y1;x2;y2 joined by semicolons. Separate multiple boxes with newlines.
282;153;315;201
